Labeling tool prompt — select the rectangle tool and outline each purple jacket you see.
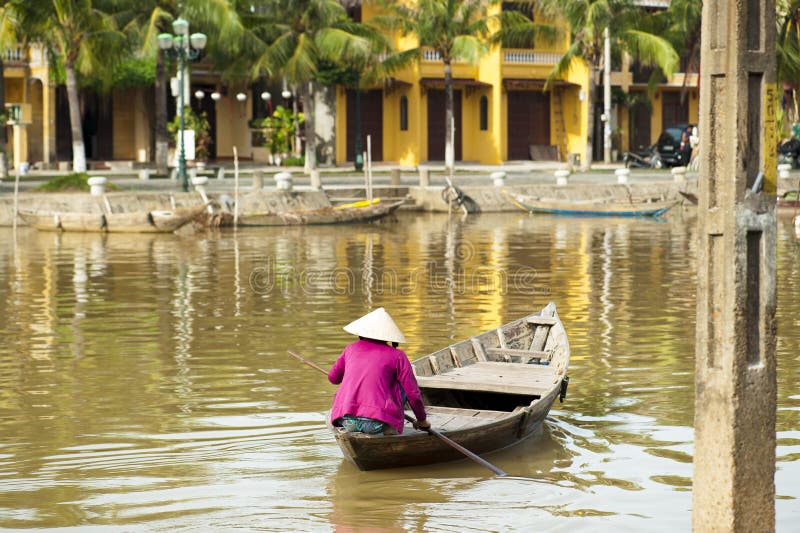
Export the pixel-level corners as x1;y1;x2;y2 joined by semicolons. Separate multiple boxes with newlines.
328;339;427;434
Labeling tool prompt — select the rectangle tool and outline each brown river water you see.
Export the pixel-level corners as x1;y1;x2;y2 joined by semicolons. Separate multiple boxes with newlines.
0;209;798;531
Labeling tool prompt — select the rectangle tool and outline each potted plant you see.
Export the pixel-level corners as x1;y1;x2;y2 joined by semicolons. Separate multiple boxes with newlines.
259;105;304;165
168;107;212;166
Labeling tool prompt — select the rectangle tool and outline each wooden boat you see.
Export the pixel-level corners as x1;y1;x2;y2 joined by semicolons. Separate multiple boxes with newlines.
778;191;800;211
504;190;677;217
206;198;404;227
17;205;204;233
328;302;570;471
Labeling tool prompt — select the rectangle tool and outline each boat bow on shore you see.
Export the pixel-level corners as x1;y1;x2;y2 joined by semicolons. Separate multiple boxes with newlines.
204;198;404;227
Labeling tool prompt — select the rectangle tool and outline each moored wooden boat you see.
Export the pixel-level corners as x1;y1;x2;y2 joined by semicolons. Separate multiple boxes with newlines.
17;205;204;233
17;211;105;231
205;198;404;227
504;190;677;217
778;191;800;212
328;302;570;471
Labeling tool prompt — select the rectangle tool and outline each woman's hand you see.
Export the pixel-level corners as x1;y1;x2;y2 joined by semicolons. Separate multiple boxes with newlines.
414;419;431;430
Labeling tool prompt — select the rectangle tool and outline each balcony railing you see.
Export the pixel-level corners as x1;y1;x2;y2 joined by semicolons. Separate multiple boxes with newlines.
422;49;441;61
3;47;25;62
503;49;561;65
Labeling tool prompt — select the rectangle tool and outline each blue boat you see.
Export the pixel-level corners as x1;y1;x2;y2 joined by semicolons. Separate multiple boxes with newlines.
505;191;677;217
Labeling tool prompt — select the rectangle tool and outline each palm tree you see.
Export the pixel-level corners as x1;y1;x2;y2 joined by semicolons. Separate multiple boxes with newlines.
128;1;175;175
536;0;679;168
130;0;242;174
0;2;19;178
125;0;245;174
376;0;496;175
11;0;127;173
243;0;394;171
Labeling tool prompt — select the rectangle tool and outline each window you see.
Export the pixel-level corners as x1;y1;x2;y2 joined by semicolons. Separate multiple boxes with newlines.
400;95;408;131
479;95;488;130
345;2;361;22
252;79;270;119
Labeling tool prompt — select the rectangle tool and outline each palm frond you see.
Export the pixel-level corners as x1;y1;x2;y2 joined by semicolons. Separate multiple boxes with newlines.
621;29;679;77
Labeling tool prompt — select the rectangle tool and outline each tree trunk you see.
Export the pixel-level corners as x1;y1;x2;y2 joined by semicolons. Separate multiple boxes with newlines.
444;59;455;176
303;82;316;171
294;86;303;158
154;51;168;175
65;63;87;173
0;57;7;178
583;64;598;171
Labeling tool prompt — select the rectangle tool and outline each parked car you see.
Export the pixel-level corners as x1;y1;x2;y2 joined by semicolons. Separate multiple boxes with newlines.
656;123;695;167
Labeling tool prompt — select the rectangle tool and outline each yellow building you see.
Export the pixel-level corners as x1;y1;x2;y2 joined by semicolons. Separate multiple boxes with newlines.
3;44;55;170
329;1;698;167
333;1;590;167
1;3;698;170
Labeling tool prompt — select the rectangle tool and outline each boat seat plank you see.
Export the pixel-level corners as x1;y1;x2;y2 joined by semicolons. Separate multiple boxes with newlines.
425;405;509;418
485;348;550;360
417;361;558;395
408;406;512;432
529;325;550;352
471;338;489;361
525;316;557;326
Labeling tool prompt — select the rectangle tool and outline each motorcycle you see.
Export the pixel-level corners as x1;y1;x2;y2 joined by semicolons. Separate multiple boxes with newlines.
623;145;663;169
778;137;800;168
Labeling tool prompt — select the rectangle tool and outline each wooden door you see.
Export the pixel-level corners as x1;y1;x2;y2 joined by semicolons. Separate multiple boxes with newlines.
630;102;652;151
661;91;688;128
507;90;550;160
192;85;217;160
346;89;383;162
427;90;462;161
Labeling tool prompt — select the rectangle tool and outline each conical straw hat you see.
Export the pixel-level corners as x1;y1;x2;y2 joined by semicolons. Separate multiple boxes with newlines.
343;307;407;344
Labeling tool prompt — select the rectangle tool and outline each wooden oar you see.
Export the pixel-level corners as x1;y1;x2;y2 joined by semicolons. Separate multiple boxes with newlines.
287;350;508;477
401;413;507;476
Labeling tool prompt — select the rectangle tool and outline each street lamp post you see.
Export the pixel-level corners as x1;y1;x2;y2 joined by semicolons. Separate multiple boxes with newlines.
159;18;207;192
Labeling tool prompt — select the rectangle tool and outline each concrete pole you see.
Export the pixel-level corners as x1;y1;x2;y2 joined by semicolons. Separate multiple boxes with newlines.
694;0;777;531
603;27;612;164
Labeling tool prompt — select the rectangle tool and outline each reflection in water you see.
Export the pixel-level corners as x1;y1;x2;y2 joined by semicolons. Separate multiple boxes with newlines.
0;210;798;530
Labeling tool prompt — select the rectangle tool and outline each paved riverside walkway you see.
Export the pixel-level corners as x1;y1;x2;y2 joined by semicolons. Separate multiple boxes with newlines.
0;161;689;193
1;160;795;196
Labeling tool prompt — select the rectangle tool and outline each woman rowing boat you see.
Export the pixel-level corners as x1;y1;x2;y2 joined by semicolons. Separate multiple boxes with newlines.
328;308;430;435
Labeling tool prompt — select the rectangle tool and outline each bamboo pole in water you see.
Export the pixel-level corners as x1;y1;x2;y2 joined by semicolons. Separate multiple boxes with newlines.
366;135;373;202
12;162;20;234
233;147;239;229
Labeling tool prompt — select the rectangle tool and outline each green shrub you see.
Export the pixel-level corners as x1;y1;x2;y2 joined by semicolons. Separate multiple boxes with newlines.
282;155;305;167
34;173;118;192
258;105;304;159
168;107;212;161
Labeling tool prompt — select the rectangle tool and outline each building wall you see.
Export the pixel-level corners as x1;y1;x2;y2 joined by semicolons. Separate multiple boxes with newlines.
335;1;584;166
113;89;137;160
214;94;253;160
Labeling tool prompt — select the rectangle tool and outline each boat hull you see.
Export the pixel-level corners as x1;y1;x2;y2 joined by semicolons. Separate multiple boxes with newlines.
206;200;403;227
17;206;203;233
330;388;559;470
505;191;676;217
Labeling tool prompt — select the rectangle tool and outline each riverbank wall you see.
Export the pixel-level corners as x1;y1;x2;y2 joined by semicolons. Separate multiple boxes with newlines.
0;176;715;225
0;190;331;226
408;181;697;212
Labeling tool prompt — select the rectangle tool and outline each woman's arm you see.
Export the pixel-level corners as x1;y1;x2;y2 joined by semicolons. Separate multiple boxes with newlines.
397;353;426;421
328;349;347;384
